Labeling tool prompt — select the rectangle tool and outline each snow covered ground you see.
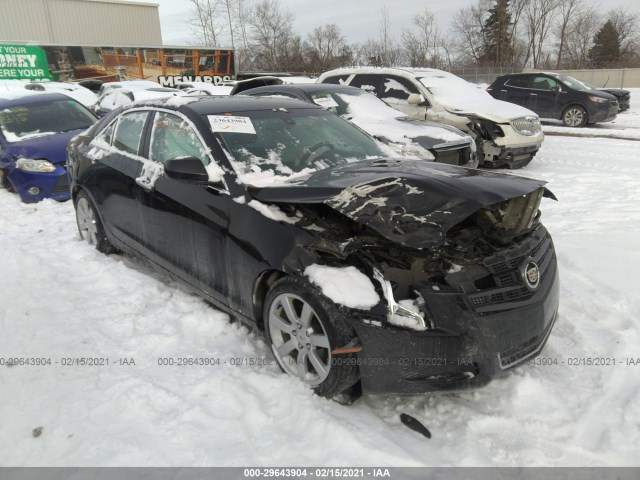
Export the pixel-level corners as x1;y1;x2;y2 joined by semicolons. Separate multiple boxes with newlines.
1;97;639;468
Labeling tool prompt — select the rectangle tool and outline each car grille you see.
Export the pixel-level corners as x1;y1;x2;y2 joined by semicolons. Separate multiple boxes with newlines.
51;173;70;194
498;311;556;369
467;227;554;313
510;117;541;135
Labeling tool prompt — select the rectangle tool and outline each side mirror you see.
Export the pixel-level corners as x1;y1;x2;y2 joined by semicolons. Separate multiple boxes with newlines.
407;93;425;105
164;157;209;182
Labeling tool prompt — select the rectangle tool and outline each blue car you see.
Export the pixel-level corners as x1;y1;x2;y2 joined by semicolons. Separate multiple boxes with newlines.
0;92;97;203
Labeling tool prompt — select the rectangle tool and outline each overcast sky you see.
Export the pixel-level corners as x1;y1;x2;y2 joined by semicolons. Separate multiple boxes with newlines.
152;0;637;47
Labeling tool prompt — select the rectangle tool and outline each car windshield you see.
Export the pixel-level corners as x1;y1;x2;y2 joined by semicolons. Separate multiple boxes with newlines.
0;99;96;141
557;75;588;91
419;74;492;103
212;107;386;186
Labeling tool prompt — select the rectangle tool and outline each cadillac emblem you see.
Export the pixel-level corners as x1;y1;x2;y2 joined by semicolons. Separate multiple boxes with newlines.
522;261;540;290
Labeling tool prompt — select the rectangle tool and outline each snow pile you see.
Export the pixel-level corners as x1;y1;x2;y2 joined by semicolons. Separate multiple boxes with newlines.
305;265;380;309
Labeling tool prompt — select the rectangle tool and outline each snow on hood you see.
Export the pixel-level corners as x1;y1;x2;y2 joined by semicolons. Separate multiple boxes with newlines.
248;158;551;249
418;75;539;122
3;129;83;164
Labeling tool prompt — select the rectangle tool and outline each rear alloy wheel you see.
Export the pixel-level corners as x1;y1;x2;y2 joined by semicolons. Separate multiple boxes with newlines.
75;191;115;254
562;105;588;127
264;276;359;398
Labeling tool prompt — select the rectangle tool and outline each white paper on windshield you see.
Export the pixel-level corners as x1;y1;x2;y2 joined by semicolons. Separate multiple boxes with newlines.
208;115;256;134
313;96;339;108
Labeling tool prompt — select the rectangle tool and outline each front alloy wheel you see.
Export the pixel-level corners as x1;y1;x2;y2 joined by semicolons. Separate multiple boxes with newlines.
264;277;359;397
562;106;587;127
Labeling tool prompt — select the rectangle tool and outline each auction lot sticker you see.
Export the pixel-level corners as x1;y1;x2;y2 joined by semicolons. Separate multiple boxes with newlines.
208;115;256;134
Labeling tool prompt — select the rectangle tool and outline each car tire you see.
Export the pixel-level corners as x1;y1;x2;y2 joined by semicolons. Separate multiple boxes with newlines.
75;190;116;254
0;168;14;192
562;105;588;127
264;276;360;398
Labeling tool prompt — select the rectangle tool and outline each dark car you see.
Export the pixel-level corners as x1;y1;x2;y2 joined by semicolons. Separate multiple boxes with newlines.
0;91;97;202
240;83;478;168
487;72;619;127
68;96;559;398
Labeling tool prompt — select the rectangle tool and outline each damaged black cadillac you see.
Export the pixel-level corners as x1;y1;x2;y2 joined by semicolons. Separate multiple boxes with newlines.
67;96;559;398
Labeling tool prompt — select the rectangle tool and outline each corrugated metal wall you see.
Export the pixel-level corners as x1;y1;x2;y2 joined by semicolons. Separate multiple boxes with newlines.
0;0;162;46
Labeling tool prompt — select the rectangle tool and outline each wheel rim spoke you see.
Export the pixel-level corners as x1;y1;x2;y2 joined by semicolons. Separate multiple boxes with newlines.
269;312;294;334
276;338;297;358
308;350;328;378
299;302;314;328
279;296;297;324
296;351;308;378
309;334;330;349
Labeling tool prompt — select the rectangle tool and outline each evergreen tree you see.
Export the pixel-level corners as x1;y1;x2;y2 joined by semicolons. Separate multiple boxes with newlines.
588;20;621;67
479;0;513;66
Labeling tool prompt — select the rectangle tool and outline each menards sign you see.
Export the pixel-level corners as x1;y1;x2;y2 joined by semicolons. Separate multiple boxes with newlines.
0;44;53;80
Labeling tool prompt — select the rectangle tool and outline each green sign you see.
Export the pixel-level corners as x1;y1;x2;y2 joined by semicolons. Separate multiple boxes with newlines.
0;44;53;80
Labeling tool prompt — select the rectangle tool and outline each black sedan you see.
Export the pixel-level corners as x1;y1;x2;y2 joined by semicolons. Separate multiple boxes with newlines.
239;83;478;168
67;96;559;398
488;72;618;127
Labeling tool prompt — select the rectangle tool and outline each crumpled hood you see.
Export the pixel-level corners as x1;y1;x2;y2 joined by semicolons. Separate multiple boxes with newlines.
6;129;83;164
442;98;539;123
248;159;551;249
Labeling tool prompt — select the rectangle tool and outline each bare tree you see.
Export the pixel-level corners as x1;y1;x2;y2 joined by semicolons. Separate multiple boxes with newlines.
188;0;224;47
607;8;640;63
523;0;559;68
378;5;401;66
307;24;346;72
451;1;490;65
247;0;296;71
401;8;440;67
563;5;599;68
554;0;588;68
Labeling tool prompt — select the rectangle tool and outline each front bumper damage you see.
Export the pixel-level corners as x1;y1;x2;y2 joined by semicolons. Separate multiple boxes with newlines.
347;227;559;395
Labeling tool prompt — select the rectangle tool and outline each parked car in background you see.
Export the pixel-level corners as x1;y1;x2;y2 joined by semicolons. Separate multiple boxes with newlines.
487;72;619;127
240;83;477;167
96;80;164;97
0;80;98;108
94;86;185;116
0;91;96;202
318;67;543;169
23;81;98;109
68;95;559;398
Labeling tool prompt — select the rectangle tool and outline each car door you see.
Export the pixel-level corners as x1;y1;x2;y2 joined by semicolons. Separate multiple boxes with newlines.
137;109;232;299
500;76;534;110
530;75;561;118
87;110;151;247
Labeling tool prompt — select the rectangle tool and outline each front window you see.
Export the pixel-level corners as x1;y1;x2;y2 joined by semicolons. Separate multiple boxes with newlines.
211;108;385;185
149;112;209;165
113;111;148;155
556;74;588;91
0;99;96;141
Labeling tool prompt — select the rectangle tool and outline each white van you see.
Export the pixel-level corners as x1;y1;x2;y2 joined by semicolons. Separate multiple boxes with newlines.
318;67;544;169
